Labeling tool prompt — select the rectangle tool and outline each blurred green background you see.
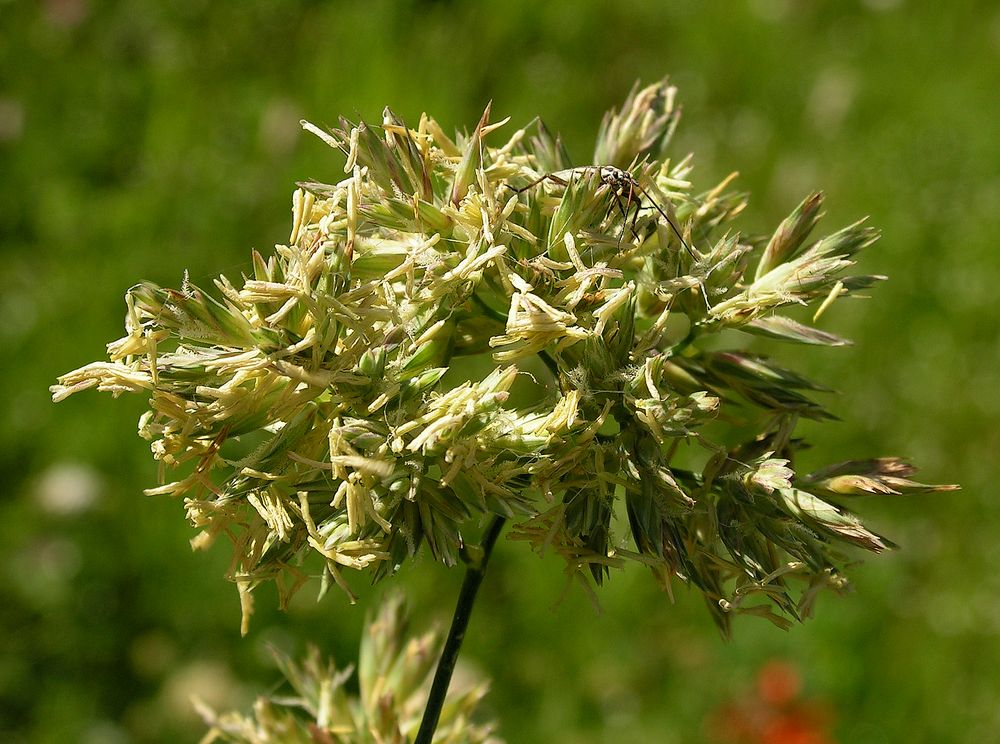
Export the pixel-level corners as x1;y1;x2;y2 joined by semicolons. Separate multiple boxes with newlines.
3;0;998;742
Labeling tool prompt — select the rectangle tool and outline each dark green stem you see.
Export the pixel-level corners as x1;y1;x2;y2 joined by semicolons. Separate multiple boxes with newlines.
470;291;507;323
669;321;701;357
414;515;506;744
537;348;562;384
471;290;564;391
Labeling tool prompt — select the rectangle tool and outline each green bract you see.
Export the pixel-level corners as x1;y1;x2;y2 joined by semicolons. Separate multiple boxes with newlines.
52;80;956;635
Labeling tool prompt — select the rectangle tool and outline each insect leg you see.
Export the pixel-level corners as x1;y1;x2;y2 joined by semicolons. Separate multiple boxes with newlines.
625;181;643;242
608;189;632;250
508;173;569;193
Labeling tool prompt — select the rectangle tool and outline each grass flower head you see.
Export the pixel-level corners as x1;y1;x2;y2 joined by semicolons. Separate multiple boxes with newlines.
53;79;957;635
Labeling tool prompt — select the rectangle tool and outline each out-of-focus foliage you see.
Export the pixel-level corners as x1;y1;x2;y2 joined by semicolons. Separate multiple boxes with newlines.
3;2;998;744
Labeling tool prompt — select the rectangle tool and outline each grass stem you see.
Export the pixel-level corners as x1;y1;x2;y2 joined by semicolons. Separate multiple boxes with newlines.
415;515;506;744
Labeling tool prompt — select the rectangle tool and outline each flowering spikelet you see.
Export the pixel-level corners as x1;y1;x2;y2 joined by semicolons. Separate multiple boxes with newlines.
52;79;957;635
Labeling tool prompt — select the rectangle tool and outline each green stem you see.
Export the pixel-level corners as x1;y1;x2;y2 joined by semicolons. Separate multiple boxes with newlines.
470;291;507;323
470;290;564;391
670;321;700;357
537;348;562;384
414;515;506;744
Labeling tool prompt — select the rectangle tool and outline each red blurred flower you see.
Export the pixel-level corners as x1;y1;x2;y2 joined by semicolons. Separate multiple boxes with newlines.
709;660;835;744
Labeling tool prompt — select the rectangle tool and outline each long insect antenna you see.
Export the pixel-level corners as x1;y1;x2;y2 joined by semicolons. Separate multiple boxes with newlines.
635;183;694;257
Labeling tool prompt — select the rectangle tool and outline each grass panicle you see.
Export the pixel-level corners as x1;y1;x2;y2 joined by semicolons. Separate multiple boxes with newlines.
53;79;957;637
